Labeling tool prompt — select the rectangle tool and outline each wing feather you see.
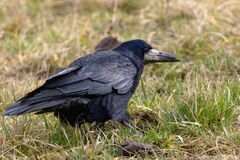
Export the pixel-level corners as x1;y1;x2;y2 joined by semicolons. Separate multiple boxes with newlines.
44;51;137;95
4;51;137;116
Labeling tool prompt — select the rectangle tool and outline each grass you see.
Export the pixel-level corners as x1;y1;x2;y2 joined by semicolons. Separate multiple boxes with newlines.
0;0;240;159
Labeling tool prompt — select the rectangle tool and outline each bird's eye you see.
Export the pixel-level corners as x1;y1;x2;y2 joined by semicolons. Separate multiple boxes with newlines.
143;48;149;53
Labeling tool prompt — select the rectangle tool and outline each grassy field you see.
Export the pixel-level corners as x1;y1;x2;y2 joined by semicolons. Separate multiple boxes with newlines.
0;0;240;159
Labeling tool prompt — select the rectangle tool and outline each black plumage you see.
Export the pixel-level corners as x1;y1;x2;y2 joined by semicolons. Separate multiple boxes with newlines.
4;39;179;126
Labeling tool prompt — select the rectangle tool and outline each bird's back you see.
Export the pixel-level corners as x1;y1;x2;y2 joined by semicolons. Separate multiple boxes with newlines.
4;50;139;126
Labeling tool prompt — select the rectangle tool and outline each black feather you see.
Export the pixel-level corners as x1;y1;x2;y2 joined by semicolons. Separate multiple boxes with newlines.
4;39;155;126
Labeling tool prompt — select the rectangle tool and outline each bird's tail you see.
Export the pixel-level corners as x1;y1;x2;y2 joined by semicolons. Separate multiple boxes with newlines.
3;98;67;116
3;78;90;116
3;86;69;116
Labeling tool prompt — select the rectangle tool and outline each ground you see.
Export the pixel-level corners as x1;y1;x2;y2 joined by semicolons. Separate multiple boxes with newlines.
0;0;240;159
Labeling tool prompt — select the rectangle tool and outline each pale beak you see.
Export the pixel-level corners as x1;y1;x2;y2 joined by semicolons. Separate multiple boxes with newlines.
144;49;180;64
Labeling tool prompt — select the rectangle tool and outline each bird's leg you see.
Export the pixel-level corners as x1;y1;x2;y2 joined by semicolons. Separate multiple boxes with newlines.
122;120;135;130
111;110;143;134
96;122;105;128
121;120;143;136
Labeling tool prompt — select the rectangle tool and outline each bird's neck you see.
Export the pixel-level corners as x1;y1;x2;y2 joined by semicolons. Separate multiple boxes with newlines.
114;48;144;67
116;50;144;93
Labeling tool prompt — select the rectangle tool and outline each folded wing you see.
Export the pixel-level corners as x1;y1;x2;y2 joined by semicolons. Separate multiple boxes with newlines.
4;51;137;115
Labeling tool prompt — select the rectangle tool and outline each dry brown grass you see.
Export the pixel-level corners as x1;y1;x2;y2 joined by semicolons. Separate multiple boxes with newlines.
0;0;240;159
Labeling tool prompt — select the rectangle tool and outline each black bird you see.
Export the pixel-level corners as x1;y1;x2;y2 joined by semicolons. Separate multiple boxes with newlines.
3;39;179;127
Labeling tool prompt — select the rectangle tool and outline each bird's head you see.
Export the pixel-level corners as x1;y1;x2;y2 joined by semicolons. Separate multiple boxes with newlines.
113;39;179;64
